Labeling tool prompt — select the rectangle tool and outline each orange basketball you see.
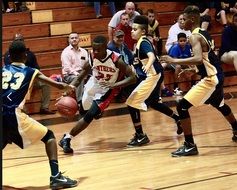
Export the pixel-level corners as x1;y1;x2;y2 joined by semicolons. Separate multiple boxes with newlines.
56;96;78;117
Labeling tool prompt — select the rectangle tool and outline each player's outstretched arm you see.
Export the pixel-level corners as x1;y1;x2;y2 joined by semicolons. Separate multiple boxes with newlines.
160;35;203;66
36;71;74;92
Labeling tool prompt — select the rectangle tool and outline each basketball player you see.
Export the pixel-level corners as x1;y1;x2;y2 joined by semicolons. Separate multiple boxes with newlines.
124;15;183;147
59;35;137;153
2;40;78;189
160;5;237;157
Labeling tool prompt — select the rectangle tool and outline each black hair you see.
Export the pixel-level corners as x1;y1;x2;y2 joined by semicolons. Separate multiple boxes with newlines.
133;15;148;33
177;32;187;40
93;35;107;45
9;40;26;62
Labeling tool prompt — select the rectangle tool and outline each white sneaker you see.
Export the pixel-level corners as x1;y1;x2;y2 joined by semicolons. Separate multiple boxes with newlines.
173;88;183;96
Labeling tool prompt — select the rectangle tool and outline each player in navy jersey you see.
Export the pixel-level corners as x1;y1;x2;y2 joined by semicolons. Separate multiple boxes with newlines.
58;35;137;154
2;40;78;189
125;15;183;147
161;5;237;157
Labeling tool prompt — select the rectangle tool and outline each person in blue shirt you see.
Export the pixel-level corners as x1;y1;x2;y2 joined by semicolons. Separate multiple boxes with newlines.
168;32;193;94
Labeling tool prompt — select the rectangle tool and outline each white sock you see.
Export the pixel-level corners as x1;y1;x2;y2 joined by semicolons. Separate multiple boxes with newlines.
64;133;73;139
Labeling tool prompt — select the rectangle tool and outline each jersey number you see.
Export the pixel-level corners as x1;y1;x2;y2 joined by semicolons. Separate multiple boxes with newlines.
2;71;25;90
95;71;113;81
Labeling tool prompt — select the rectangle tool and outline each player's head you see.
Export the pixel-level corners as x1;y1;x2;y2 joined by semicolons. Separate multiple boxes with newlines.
92;35;107;60
183;5;200;31
68;32;79;47
131;15;148;40
9;40;27;63
177;32;188;48
13;33;24;41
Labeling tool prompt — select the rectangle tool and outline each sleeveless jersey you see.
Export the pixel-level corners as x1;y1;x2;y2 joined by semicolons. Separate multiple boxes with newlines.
192;27;223;79
133;36;163;78
82;50;122;110
2;63;39;114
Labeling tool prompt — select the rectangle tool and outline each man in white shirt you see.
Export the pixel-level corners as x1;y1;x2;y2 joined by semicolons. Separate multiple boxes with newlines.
165;14;192;53
61;32;89;103
108;2;140;43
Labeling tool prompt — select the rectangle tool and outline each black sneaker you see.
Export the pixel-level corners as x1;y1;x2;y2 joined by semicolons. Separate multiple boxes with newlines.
175;120;183;135
171;141;199;157
58;135;73;154
127;133;150;147
50;172;78;189
232;132;237;142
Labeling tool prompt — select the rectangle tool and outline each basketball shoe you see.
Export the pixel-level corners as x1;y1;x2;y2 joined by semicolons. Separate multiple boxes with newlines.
58;135;73;153
127;133;150;147
171;141;198;157
50;172;77;189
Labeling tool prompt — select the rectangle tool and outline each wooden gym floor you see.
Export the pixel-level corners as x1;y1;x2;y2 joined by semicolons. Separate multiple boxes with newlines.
2;86;237;190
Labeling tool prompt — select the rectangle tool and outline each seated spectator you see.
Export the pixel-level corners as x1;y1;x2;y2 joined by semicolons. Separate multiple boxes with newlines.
146;9;163;56
4;33;56;114
168;32;192;95
108;2;140;43
61;32;89;104
107;29;134;102
214;1;237;27
115;12;136;51
219;13;237;71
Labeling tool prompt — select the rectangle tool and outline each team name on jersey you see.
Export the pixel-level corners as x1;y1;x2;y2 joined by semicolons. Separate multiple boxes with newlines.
95;65;116;73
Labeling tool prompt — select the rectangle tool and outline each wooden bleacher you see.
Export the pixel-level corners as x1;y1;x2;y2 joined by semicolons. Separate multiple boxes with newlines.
2;2;236;114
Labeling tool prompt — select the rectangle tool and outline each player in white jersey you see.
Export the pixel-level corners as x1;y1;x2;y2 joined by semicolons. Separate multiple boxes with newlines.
59;35;137;153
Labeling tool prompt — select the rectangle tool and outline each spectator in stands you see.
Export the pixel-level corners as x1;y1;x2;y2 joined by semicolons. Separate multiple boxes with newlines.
61;32;89;104
219;13;237;72
146;9;163;56
107;29;135;102
108;2;140;43
165;14;192;53
115;12;136;51
4;33;56;114
168;32;192;95
186;1;213;30
160;13;192;97
93;2;116;18
214;1;237;28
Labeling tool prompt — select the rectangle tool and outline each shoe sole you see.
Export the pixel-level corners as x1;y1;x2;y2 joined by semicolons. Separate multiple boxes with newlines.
171;151;199;157
50;183;78;190
126;140;150;148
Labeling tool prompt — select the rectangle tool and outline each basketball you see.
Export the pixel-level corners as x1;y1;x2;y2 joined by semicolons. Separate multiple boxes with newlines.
56;96;78;117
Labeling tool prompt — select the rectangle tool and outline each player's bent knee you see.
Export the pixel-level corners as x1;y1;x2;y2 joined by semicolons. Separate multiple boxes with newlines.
216;104;231;116
176;99;191;119
84;101;101;123
41;130;55;143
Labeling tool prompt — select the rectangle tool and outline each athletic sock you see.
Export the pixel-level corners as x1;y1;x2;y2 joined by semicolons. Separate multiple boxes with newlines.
184;134;194;144
49;160;59;176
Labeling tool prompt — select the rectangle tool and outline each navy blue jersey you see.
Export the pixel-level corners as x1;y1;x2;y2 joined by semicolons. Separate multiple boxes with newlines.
133;36;163;79
192;28;224;80
2;63;39;115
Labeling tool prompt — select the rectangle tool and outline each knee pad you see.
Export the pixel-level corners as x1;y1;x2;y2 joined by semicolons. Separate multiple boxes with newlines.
41;130;55;143
84;101;101;123
176;99;192;119
216;104;231;116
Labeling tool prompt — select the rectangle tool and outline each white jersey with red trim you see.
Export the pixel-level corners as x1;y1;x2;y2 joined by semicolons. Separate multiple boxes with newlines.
82;49;121;110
